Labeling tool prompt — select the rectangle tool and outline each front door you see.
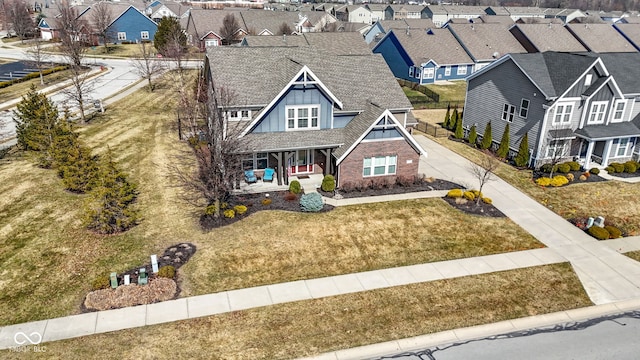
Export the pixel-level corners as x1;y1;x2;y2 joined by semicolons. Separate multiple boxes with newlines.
289;149;314;174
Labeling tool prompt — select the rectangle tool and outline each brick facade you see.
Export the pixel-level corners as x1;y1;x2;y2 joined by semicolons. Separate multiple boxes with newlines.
338;139;420;187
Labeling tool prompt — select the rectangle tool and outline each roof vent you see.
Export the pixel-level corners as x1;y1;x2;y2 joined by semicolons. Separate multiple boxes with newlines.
492;51;500;58
426;28;434;35
406;26;410;35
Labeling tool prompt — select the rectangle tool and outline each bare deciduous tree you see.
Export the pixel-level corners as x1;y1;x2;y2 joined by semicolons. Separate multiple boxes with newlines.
219;13;240;45
469;155;500;205
6;0;34;42
277;22;293;35
130;41;165;92
25;38;51;85
90;1;114;54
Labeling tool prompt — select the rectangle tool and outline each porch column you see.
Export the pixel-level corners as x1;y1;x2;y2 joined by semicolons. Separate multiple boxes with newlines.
602;139;613;166
319;148;332;175
584;140;595;169
271;152;283;186
284;151;295;185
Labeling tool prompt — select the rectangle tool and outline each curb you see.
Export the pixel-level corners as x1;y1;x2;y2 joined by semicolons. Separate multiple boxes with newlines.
299;298;640;360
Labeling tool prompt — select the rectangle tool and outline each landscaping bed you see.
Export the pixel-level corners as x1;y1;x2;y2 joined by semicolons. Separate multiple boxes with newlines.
532;169;607;186
320;176;459;199
443;196;505;218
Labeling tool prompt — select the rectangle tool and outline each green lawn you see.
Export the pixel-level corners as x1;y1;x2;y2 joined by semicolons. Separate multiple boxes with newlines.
425;81;467;105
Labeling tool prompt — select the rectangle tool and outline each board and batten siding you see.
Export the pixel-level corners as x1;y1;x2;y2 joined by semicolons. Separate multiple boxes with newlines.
373;34;414;81
465;59;545;152
251;87;333;133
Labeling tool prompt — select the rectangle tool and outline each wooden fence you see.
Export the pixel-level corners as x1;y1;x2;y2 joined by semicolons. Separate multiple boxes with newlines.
415;121;449;137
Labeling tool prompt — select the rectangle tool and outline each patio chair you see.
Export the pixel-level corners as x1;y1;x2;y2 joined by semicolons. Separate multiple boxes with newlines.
263;168;275;182
244;169;257;183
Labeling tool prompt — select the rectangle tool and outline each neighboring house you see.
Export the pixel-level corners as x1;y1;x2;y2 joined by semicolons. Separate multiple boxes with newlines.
484;6;511;16
184;9;245;50
384;5;424;20
613;23;640;51
365;4;387;23
476;14;515;27
241;32;372;56
104;5;158;44
464;51;640;168
373;28;474;84
363;18;434;44
334;5;372;25
509;23;588;52
565;23;636;53
446;23;527;70
204;47;425;187
543;8;586;24
335;21;371;34
502;7;546;22
240;10;302;35
422;5;487;28
146;2;190;23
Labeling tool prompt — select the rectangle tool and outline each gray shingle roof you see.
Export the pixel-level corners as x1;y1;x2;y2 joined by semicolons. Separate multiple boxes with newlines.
388;28;473;66
240;10;301;35
565;23;636;52
612;23;640;48
447;23;526;61
186;9;244;39
508;52;597;97
332;103;384;159
242;129;344;152
596;52;640;94
478;15;515;27
574;122;640;140
510;23;588;52
241;32;371;55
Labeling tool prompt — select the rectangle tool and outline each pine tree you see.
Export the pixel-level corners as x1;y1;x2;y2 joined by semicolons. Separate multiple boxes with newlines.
496;123;510;158
450;108;459;130
481;122;492;150
13;84;60;155
468;125;477;147
52;129;100;193
514;133;530;167
454;115;464;139
443;104;451;129
84;149;140;234
153;17;187;56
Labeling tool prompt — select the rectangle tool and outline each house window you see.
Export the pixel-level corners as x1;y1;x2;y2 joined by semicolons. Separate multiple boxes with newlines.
227;110;251;121
242;152;269;170
444;67;451;76
424;68;434;79
117;32;126;41
553;103;573;125
587;101;607;124
415;68;421;78
205;39;219;47
613;100;625;122
584;73;593;87
520;98;530;118
457;66;467;76
140;31;149;40
545;139;569;158
502;104;516;122
408;66;414;77
617;138;630;157
286;105;320;130
363;155;397;176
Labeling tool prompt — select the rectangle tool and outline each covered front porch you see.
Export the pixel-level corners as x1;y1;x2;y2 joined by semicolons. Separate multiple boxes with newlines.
233;173;325;194
240;147;336;186
574;123;640;169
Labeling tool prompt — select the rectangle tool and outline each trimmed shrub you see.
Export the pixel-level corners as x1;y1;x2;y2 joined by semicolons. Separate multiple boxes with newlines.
540;163;555;173
261;198;272;206
514;133;530;167
220;202;228;209
567;161;581;171
611;162;624;173
321;175;336;192
289;180;302;194
535;177;552;187
446;189;463;198
604;225;622;239
158;265;176;279
605;166;615;173
471;190;482;198
454;116;464;139
566;173;574;182
582;171;591;179
468;125;477;147
589;167;600;175
223;209;235;218
480;122;492;150
624;161;637;173
482;197;492;204
234;205;247;215
556;163;571;174
396;175;413;187
283;192;297;201
91;275;111;291
204;205;216;215
579;174;587;181
463;191;475;201
550;175;569;187
299;192;323;212
587;226;610;240
496;123;510;159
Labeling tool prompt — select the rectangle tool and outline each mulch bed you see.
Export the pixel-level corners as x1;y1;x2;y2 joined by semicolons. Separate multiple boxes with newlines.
200;191;334;230
319;178;460;199
443;197;505;218
606;171;640;179
533;170;607;185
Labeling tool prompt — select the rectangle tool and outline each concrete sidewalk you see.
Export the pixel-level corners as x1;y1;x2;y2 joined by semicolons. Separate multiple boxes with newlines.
414;135;640;305
0;247;564;350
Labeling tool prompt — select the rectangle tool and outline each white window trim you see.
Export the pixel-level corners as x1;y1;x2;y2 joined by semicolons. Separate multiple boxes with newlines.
553;103;574;125
242;152;269;170
408;66;414;77
140;31;149;40
117;32;126;41
363;155;397;177
616;138;631;157
456;66;467;76
612;99;626;123
286;104;320;131
424;67;434;79
502;104;516;122
519;98;530;119
545;139;569;158
444;66;451;76
227;109;252;121
584;73;593;87
415;68;421;78
587;101;608;125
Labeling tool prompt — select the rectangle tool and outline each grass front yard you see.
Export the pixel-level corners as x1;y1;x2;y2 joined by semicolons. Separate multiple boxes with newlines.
429;135;640;235
0;75;544;327
0;69;81;109
1;263;591;360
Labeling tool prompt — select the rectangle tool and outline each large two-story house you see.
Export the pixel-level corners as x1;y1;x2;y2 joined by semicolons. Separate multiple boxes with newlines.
204;47;426;187
464;51;640;168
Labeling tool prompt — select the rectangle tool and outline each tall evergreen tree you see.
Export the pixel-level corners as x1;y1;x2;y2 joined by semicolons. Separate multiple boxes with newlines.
14;85;60;151
443;104;450;129
154;17;187;56
454;115;464;139
480;122;492;150
450;107;459;130
53;135;100;193
496;123;510;158
468;124;477;147
514;133;530;167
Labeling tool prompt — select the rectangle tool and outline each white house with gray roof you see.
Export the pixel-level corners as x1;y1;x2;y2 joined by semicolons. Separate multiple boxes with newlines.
205;47;426;187
465;52;640;168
